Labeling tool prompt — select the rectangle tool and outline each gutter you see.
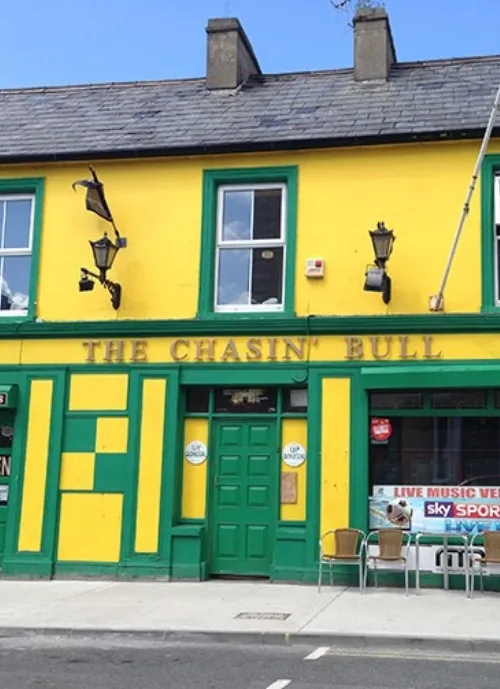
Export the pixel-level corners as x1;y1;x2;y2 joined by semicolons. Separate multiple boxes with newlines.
0;128;498;165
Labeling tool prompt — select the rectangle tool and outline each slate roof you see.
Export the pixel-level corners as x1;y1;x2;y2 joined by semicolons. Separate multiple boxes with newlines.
1;56;500;161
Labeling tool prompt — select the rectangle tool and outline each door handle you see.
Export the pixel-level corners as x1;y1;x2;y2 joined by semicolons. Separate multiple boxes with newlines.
215;475;220;487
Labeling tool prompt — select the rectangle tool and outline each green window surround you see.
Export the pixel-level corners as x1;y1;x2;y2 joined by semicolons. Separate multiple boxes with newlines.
0;178;45;324
481;154;500;312
198;166;298;320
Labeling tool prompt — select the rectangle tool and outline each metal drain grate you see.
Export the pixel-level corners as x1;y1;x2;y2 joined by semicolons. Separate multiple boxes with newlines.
235;612;291;620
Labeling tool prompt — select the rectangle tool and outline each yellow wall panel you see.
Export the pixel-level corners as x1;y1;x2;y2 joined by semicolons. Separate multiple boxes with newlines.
57;493;123;562
181;418;209;520
134;379;166;553
2;141;498;323
59;453;95;490
280;419;307;521
96;417;128;453
68;374;128;411
18;380;53;552
320;378;350;537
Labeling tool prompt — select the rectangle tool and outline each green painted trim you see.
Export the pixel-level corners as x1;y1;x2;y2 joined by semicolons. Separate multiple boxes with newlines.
2;555;52;578
305;370;321;568
197;166;299;319
481;155;498;312
119;371;141;561
13;313;500;339
2;373;25;564
350;371;368;531
180;366;309;386
41;372;66;566
158;370;181;564
0;177;44;324
360;364;500;388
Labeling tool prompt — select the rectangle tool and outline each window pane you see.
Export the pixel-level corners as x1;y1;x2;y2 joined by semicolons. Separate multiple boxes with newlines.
0;256;30;312
214;387;277;413
216;249;250;306
370;391;423;410
186;387;209;413
4;199;32;249
253;189;282;240
283;388;308;413
369;415;500;489
251;247;283;305
221;190;252;241
430;389;486;409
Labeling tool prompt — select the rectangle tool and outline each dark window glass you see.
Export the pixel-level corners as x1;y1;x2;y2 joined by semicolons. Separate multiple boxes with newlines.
430;389;486;409
370;391;423;410
283;388;308;413
494;390;500;408
250;247;283;305
214;387;277;413
0;411;14;449
253;189;282;240
369;416;500;488
186;387;210;413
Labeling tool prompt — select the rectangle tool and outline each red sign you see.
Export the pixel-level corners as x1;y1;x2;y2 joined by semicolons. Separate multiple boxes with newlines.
370;417;392;442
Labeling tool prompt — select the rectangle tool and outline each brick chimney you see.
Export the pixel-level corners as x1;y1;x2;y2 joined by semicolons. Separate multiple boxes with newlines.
353;8;396;81
206;18;261;90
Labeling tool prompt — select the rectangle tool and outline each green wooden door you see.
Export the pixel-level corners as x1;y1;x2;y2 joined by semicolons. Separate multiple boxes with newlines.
0;411;14;563
211;419;277;577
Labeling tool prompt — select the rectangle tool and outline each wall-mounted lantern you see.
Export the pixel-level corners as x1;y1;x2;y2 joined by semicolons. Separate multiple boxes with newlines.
363;221;396;305
73;166;127;310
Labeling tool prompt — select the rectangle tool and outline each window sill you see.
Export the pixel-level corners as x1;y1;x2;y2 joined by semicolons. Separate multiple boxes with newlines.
197;311;295;321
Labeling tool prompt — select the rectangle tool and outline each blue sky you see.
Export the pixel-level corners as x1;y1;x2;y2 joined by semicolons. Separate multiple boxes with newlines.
2;0;499;88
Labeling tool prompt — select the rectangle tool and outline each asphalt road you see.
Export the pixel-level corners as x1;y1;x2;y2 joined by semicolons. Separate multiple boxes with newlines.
0;634;500;689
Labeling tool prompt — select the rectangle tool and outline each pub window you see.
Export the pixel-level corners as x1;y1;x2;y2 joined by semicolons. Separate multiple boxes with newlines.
430;388;487;409
370;391;423;410
214;387;278;414
283;387;308;413
185;387;210;413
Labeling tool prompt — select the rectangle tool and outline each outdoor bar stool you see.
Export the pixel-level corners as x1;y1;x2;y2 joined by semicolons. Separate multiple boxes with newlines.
364;529;411;595
318;528;366;593
470;531;500;597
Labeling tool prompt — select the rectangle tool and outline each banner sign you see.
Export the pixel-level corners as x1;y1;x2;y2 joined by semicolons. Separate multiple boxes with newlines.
370;485;500;535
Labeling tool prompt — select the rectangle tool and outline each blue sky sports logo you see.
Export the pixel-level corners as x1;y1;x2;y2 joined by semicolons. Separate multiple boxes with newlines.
424;501;453;518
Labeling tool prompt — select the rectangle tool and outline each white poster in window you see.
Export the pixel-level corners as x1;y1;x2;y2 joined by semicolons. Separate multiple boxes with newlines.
0;485;8;506
184;440;207;466
282;442;306;468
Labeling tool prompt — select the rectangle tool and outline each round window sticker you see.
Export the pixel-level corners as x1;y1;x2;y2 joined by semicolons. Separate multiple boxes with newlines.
370;418;392;443
184;440;207;466
282;442;306;468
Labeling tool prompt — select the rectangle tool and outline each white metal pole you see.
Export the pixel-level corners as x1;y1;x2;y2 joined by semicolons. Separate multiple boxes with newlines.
429;82;500;311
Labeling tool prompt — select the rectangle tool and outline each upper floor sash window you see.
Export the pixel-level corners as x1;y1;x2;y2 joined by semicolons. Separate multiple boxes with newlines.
215;184;286;313
0;195;35;316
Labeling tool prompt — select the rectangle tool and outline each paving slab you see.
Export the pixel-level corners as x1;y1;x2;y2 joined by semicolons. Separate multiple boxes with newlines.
0;580;498;648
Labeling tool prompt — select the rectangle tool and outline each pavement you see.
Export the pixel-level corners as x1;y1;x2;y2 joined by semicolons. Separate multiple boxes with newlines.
0;580;497;650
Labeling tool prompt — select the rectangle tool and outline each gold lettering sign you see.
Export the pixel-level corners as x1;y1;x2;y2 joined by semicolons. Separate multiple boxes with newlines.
82;335;444;363
344;335;443;361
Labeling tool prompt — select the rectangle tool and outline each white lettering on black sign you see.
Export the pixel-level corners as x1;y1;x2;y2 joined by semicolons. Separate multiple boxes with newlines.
0;456;10;477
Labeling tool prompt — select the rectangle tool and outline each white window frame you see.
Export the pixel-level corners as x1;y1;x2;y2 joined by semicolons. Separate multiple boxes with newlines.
0;193;35;317
214;182;287;313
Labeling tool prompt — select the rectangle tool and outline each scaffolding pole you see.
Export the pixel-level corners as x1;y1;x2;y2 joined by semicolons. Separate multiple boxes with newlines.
429;83;500;312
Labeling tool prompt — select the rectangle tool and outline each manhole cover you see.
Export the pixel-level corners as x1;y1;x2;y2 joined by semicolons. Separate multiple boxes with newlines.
235;612;291;620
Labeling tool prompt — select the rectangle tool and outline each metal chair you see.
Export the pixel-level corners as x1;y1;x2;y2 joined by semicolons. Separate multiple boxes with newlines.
365;529;411;595
470;531;500;597
318;528;366;593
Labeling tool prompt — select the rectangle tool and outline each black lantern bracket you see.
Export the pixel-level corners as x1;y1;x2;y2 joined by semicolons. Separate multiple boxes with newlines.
72;166;127;249
79;268;122;310
363;221;396;305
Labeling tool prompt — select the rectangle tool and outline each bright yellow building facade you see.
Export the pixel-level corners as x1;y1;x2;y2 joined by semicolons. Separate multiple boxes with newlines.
2;10;500;587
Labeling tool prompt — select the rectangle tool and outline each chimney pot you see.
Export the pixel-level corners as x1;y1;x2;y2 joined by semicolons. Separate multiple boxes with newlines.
206;17;261;90
353;8;396;81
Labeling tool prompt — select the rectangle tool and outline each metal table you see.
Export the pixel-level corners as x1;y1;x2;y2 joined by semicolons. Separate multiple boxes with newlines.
415;532;470;598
